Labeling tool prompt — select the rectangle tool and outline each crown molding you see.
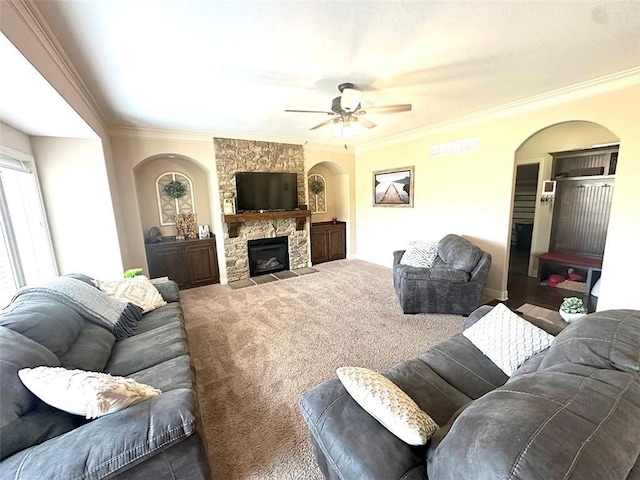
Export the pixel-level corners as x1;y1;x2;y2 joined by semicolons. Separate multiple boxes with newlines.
303;142;355;154
357;67;640;153
6;1;110;132
109;124;321;147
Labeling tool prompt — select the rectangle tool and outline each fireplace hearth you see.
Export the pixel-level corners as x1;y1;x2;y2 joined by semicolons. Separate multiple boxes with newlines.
247;236;290;277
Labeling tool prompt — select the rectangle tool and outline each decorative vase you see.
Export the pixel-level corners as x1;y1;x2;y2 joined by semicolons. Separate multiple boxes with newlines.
559;310;585;323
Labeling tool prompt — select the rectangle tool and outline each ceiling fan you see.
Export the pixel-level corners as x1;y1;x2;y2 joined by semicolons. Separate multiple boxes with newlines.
285;83;411;138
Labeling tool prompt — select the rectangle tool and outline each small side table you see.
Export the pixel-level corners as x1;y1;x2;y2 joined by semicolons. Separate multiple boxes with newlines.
516;308;569;336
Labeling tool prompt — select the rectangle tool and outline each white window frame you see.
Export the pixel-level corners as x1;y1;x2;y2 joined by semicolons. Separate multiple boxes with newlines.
0;145;58;295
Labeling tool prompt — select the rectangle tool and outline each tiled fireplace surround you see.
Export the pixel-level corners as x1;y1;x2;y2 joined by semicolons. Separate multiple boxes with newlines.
214;138;310;282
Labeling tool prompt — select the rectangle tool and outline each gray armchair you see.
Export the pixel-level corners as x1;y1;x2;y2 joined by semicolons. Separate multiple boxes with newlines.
393;234;491;315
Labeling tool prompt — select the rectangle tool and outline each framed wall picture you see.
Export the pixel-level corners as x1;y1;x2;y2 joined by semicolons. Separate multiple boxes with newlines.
373;166;414;207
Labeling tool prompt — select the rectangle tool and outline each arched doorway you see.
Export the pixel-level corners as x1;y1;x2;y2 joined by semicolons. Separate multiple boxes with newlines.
507;121;619;311
306;160;352;261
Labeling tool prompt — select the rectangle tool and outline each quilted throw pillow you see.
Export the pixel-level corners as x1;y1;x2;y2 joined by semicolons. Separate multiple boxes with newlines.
463;303;555;376
96;275;166;313
400;240;439;268
18;367;161;419
337;366;438;446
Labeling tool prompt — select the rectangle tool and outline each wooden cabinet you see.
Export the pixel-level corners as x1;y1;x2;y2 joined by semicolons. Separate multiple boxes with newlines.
311;221;346;265
145;237;219;289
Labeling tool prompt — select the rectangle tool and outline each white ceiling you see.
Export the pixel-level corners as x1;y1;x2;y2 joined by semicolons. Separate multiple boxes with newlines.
5;1;640;145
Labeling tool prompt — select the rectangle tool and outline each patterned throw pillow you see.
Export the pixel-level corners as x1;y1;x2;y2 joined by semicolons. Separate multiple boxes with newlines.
400;240;439;268
336;366;438;445
96;276;166;313
463;303;555;376
18;367;161;419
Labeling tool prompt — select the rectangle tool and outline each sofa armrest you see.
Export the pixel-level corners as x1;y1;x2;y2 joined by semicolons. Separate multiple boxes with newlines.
0;389;196;480
394;264;470;283
463;305;493;329
151;280;180;303
393;250;405;266
300;378;428;480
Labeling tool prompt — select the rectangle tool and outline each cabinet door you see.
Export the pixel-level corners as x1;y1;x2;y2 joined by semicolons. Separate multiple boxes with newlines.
184;243;219;287
147;246;188;288
329;226;346;261
311;229;329;264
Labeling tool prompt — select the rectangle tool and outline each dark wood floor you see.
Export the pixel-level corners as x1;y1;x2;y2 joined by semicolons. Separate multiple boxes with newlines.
484;248;598;313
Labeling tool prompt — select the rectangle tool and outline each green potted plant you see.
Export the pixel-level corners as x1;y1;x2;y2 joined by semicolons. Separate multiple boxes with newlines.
559;297;587;323
124;268;143;278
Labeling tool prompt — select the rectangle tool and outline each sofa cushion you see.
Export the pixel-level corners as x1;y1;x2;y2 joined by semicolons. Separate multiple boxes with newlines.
59;322;116;372
436;234;483;273
463;303;555;376
19;367;161;419
129;355;193;392
105;322;188;376
0;327;62;460
0;294;85;357
540;309;640;374
394;265;470;283
135;302;184;335
336;366;439;446
418;334;508;400
427;366;640;480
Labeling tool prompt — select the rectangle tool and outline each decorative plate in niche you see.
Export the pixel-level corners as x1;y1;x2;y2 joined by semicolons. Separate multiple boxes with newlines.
308;173;327;214
156;172;196;225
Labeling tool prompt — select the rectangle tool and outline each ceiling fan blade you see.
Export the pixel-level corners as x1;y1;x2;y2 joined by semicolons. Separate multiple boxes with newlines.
285;109;334;115
358;117;377;129
309;118;336;130
361;104;412;114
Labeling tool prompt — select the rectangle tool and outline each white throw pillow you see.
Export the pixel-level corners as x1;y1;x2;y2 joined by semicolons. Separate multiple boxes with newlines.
336;366;438;446
96;275;166;313
463;303;555;376
18;367;161;419
400;240;439;268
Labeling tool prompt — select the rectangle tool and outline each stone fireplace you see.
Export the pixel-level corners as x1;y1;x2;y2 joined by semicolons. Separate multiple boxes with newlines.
247;236;290;277
213;138;309;282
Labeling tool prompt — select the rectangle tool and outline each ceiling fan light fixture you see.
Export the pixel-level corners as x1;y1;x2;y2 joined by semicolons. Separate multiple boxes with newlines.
340;87;363;112
350;117;361;136
332;118;342;137
342;123;352;139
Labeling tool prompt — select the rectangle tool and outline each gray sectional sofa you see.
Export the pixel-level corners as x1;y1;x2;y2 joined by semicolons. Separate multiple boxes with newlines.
0;277;210;479
300;306;640;479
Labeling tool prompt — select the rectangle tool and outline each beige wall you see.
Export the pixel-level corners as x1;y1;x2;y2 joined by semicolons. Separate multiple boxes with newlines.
515;121;618;277
30;137;123;277
355;80;640;309
134;156;211;238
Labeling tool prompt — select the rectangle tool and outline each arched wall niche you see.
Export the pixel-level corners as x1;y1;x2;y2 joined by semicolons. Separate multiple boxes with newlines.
134;153;212;238
510;120;619;282
307;160;349;224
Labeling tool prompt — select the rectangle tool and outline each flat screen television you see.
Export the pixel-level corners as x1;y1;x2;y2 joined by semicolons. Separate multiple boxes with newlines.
235;172;298;212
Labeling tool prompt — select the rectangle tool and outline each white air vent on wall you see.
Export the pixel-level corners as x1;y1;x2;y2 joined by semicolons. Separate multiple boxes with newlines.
430;137;479;158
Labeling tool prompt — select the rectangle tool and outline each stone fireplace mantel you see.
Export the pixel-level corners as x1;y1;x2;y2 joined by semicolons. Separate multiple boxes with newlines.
224;210;311;238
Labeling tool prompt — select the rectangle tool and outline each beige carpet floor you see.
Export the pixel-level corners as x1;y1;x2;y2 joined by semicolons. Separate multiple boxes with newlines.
180;259;465;480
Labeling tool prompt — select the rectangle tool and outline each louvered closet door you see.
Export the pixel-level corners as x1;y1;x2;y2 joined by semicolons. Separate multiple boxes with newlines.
549;177;614;258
